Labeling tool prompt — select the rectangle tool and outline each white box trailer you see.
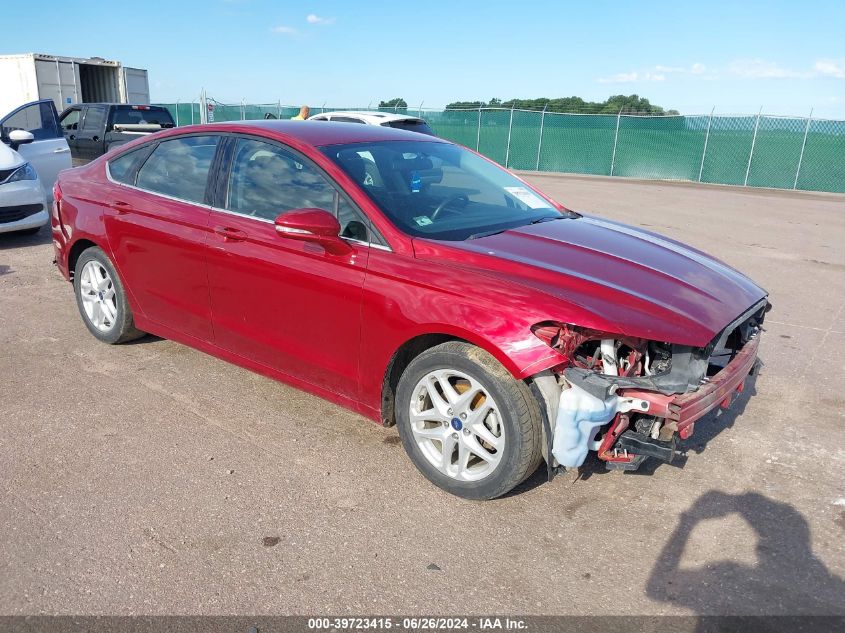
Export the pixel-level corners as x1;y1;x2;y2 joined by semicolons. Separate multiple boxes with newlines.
0;53;151;117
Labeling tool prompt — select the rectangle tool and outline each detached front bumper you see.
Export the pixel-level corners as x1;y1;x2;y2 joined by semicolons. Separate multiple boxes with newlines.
550;329;762;472
619;333;760;441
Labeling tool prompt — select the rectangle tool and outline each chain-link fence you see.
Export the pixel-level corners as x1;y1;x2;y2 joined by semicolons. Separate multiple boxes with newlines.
155;101;845;194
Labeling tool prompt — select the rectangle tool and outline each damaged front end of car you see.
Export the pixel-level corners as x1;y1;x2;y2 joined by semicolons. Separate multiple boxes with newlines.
529;298;770;476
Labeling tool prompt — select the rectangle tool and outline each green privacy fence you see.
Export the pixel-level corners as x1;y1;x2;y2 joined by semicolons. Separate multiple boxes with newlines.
156;102;845;194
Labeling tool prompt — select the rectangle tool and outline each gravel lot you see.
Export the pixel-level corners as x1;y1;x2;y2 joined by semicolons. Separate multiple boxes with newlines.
1;174;843;616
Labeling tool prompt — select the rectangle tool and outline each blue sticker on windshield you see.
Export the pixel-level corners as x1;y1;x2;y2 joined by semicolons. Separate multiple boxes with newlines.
410;171;422;193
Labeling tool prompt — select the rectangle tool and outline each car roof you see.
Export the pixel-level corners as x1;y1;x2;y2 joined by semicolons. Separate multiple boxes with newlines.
63;103;166;108
310;111;425;123
168;120;445;147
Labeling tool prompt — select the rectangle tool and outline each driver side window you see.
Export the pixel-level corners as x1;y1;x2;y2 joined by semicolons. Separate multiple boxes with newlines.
1;101;61;141
60;108;81;132
225;138;374;242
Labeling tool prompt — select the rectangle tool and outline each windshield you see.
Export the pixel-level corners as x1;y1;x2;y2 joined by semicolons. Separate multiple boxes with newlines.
321;140;569;241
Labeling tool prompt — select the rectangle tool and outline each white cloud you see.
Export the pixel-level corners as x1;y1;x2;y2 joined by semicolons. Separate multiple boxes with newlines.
306;14;335;25
654;63;708;76
271;25;298;35
728;58;807;79
599;62;711;83
654;65;685;74
596;71;666;84
596;72;639;84
814;59;845;79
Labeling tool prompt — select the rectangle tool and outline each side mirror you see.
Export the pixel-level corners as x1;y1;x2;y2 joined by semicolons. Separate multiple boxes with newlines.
9;130;35;151
274;208;348;253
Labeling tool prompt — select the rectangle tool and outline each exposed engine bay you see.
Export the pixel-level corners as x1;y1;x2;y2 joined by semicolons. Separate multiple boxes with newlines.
531;298;770;474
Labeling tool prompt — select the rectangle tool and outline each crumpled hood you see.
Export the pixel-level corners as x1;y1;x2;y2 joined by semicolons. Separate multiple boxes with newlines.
0;142;25;171
417;215;768;346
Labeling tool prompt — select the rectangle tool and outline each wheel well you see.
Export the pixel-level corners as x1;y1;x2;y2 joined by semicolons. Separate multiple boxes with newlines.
67;239;98;280
380;334;466;427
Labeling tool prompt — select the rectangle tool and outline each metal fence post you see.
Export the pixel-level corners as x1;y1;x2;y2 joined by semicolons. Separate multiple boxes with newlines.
698;106;714;182
277;100;282;118
504;105;515;168
744;107;762;186
476;106;482;152
190;101;195;125
535;105;547;171
793;108;813;190
241;99;246;120
175;100;180;127
610;108;622;176
419;101;424;118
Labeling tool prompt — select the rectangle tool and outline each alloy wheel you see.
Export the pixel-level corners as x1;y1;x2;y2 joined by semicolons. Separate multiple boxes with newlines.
408;369;505;481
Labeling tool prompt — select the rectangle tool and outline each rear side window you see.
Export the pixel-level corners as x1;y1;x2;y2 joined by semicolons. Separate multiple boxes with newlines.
330;116;367;124
108;147;149;185
136;136;219;203
385;119;435;136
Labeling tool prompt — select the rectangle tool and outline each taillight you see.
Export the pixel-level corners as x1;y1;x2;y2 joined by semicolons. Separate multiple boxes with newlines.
52;182;63;223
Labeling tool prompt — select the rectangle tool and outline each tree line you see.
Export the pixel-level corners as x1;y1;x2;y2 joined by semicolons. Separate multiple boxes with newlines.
379;95;678;115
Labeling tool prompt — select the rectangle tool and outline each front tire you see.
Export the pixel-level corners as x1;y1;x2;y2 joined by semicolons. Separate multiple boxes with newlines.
396;342;543;500
74;246;144;344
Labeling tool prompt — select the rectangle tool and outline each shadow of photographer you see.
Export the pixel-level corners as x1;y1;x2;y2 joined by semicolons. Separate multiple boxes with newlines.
647;490;845;621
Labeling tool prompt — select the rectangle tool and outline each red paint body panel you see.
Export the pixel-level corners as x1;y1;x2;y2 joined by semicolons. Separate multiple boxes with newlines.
205;208;368;399
53;121;767;426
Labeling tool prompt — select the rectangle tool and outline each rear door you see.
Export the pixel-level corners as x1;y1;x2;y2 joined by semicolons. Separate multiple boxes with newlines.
75;105;108;163
0;99;71;194
104;135;220;341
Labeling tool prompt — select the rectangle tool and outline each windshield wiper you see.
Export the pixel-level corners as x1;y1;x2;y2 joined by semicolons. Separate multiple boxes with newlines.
467;228;509;240
468;215;568;240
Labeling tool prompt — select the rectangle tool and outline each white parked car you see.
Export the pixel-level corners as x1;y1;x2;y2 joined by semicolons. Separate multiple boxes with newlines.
308;111;435;136
0;99;71;235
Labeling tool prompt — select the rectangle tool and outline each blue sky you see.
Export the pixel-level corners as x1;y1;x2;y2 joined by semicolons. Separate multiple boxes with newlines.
4;0;845;117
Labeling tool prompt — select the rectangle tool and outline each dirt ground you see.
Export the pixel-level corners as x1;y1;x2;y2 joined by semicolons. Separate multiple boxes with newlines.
1;174;843;616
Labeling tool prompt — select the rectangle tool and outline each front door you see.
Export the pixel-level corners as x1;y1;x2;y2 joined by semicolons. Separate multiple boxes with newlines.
103;135;220;342
205;136;372;399
58;106;83;164
74;105;107;164
0;99;71;194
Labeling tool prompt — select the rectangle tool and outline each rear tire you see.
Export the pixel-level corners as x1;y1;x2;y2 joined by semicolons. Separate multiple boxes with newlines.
396;341;543;500
74;246;144;344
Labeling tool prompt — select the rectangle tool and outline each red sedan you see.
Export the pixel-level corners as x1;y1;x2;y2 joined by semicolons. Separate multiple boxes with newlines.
52;121;769;499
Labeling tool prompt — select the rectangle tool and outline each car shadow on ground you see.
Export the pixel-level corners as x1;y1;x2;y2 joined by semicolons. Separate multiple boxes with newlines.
0;224;53;250
647;489;845;624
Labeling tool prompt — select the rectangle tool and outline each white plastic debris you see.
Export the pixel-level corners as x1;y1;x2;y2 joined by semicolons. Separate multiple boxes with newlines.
552;382;649;468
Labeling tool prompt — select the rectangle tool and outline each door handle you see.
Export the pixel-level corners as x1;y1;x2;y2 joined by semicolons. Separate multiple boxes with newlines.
213;226;247;242
111;200;131;215
53;147;70;154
